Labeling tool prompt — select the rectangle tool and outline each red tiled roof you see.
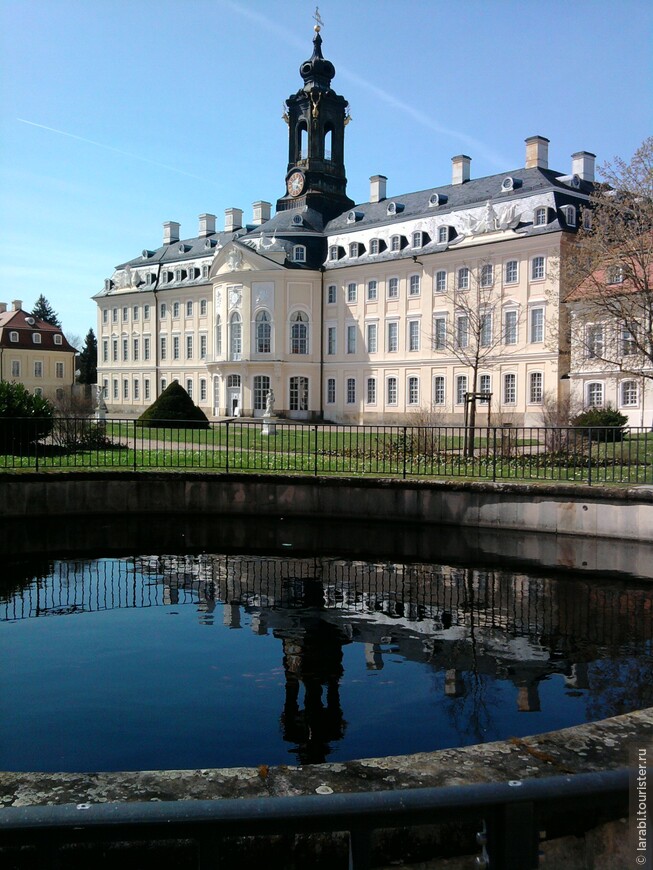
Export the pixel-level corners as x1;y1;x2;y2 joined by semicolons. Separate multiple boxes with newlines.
0;308;76;352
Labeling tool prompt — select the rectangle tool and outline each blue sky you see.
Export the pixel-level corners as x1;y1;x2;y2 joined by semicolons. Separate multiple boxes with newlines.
1;0;651;345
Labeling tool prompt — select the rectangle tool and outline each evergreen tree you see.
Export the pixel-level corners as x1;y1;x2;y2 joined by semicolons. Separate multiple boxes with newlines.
77;328;98;384
31;294;61;328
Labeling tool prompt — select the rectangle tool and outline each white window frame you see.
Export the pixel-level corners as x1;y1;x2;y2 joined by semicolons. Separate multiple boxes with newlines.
326;377;336;404
505;260;518;284
504;309;518;345
530;307;545;344
529;371;543;404
326;325;336;356
347;282;357;303
534;207;547;226
367;279;378;301
408;319;420;352
480;264;493;288
433;315;447;350
435;270;447;293
387;320;398;352
531;256;546;281
407;376;419;406
433;375;445;406
346;324;357;354
409;274;421;296
503;373;517;405
387;277;399;299
293;245;306;263
327;284;337;304
366;322;377;353
620;380;638;407
455;375;467;405
587;381;604;407
386;377;398;406
346;377;356;405
366;377;377;405
457;267;470;290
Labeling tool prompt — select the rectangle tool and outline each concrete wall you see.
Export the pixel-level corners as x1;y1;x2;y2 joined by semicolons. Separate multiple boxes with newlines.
3;472;652;542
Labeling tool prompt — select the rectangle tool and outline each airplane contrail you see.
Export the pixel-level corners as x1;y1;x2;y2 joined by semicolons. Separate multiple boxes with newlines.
17;118;209;182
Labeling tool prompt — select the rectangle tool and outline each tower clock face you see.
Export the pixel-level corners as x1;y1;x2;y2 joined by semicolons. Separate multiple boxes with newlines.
287;170;305;197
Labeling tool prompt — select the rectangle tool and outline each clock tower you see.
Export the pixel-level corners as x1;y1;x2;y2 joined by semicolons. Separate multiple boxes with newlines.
277;22;354;221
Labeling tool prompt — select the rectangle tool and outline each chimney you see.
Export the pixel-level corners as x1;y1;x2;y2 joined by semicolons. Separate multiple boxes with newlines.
252;201;272;226
198;213;216;237
572;151;596;182
225;208;243;233
370;175;387;203
0;303;7;314
163;221;180;245
525;136;549;169
12;299;23;311
451;155;471;185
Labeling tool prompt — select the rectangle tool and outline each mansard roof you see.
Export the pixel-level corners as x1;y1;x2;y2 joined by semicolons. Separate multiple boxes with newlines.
115;230;243;270
0;307;75;352
325;166;594;234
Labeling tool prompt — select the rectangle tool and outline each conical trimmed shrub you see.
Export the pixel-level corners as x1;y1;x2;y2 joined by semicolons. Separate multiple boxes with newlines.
137;380;209;429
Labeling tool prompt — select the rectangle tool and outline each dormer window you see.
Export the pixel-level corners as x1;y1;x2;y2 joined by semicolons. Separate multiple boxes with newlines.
534;207;548;226
429;193;448;207
293;245;306;263
349;242;360;258
9;331;18;342
329;245;339;261
563;205;576;227
606;265;624;285
370;238;379;255
438;226;449;244
412;231;423;248
292;214;304;227
501;176;522;191
32;333;42;344
54;334;63;345
386;201;404;216
390;235;401;252
347;210;363;224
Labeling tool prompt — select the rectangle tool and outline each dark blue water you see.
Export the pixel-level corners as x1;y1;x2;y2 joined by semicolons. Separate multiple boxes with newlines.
1;552;651;771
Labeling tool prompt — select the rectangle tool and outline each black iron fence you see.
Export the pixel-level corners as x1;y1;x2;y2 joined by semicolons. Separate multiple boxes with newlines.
1;417;651;484
0;768;630;869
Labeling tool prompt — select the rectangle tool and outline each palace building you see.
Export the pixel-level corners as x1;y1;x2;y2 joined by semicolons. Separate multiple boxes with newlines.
95;24;597;424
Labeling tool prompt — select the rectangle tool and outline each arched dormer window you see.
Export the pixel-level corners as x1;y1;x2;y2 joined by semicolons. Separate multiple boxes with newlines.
390;235;401;252
534;207;548;227
563;205;576;227
229;312;241;360
292;245;306;263
290;311;309;355
255;310;272;354
329;245;339;261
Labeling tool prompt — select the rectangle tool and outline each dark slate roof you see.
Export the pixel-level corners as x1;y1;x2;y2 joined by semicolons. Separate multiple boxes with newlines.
0;309;75;352
324;166;594;233
115;230;244;270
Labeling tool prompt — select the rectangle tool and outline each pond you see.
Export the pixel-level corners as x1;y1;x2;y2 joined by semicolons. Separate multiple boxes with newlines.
1;517;652;772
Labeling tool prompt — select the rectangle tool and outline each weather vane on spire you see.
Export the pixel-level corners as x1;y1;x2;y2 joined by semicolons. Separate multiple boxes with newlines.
313;6;324;32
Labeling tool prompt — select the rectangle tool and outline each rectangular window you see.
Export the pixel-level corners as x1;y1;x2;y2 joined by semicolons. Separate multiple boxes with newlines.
367;280;378;301
388;277;399;299
11;360;20;377
113;379;118;399
347;282;357;303
173;336;180;360
112;308;118;323
391;235;401;252
144;379;150;400
408;320;420;351
200;299;207;316
621;327;636;356
480;311;492;347
456;315;469;349
346;378;356;404
366;322;377;353
102;340;108;362
186;335;193;359
123;379;129;399
504;310;518;345
122;338;128;361
503;373;516;404
435;270;447;293
456;375;467;405
347;324;356;354
144;304;150;320
457;267;470;290
173;302;180;318
531;256;545;280
480;264;493;287
55;361;64;378
186;379;193;399
144;337;150;360
200;335;207;359
103;309;108;324
530;308;544;343
387;377;397;405
409;275;420;296
112;339;118;362
122;306;128;322
366;377;376;404
408;376;419;405
186;301;193;317
327;285;337;304
529;372;543;403
134;379;140;400
587;382;604;407
433;376;445;405
326;378;336;404
160;303;167;318
160;336;167;360
587;325;604;359
102;379;108;399
200;379;207;402
433;316;446;350
387;321;398;352
327;326;336;355
161;378;167;393
479;374;491;402
621;380;638;406
505;260;518;284
133;338;139;361
133;306;139;321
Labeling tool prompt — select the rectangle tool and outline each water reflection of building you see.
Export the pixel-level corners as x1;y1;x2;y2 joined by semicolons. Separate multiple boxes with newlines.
3;553;652;747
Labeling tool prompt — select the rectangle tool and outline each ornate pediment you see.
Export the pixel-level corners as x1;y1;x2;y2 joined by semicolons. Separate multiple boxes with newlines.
210;240;288;278
459;201;522;237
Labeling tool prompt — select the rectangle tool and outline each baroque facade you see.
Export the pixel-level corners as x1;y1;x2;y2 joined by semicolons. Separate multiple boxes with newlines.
95;26;597;425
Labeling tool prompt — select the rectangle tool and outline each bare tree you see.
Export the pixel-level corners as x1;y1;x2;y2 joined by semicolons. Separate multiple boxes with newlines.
431;261;521;455
565;138;653;389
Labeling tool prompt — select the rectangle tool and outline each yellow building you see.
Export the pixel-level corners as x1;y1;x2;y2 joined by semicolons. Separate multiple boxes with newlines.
0;300;76;401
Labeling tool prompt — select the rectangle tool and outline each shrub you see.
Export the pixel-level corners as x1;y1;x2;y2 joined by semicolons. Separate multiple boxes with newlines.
571;406;628;442
0;382;54;452
137;380;209;429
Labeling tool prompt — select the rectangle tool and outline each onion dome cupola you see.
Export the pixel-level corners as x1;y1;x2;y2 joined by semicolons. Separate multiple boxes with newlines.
277;19;354;222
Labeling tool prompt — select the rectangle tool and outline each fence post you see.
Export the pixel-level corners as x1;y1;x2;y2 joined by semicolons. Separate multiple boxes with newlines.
34;420;39;473
587;429;592;485
133;419;137;470
492;428;497;482
314;425;319;477
225;420;230;473
402;427;407;480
